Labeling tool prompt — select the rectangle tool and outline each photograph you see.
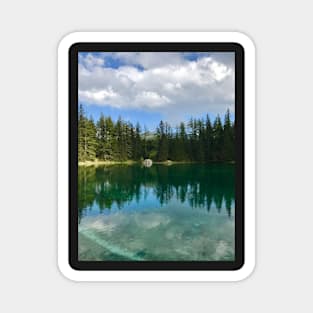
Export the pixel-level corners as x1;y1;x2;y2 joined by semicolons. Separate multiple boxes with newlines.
77;51;236;262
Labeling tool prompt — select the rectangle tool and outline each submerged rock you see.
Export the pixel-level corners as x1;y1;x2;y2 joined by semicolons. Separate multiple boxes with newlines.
143;159;153;167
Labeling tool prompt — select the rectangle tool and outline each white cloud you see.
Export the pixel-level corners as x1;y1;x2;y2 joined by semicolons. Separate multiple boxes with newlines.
135;91;171;108
112;52;186;69
79;87;119;105
78;53;105;70
78;52;234;124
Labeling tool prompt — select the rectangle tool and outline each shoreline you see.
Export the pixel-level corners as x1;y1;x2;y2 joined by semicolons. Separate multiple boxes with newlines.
78;160;137;167
78;160;235;166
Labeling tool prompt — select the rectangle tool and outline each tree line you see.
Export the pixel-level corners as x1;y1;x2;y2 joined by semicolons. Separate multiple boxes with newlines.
78;104;235;162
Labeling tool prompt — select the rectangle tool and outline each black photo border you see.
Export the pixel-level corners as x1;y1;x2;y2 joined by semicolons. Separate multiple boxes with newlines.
69;42;244;271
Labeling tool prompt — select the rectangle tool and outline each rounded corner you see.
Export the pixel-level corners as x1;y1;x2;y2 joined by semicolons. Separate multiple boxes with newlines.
233;260;256;282
57;32;83;55
232;257;245;271
57;259;81;282
231;31;256;53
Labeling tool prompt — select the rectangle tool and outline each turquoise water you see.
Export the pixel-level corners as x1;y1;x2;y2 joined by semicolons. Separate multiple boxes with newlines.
78;164;235;261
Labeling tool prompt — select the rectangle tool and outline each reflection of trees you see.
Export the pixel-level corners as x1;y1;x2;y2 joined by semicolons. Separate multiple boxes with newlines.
78;164;235;220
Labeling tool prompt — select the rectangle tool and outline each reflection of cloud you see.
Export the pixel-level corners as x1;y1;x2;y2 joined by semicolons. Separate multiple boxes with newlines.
212;240;233;260
88;219;116;233
80;215;122;233
78;52;234;124
80;211;171;232
134;212;170;229
79;208;234;261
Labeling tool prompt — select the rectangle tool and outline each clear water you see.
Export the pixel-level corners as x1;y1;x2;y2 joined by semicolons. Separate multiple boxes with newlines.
78;164;235;261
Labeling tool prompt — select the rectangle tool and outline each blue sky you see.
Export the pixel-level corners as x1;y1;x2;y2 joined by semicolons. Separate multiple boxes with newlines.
78;52;234;130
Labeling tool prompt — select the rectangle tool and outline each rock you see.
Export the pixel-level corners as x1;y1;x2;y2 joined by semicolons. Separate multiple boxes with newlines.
143;159;153;167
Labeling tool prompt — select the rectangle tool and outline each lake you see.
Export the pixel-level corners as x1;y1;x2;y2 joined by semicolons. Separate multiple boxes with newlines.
78;163;235;261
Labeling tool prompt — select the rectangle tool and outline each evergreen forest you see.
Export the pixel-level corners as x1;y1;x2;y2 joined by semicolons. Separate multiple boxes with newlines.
78;104;235;163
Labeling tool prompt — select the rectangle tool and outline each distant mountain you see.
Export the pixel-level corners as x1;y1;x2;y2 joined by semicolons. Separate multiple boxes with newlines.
142;131;157;140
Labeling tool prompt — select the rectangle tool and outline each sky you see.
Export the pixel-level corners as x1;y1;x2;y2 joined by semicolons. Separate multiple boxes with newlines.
78;51;235;131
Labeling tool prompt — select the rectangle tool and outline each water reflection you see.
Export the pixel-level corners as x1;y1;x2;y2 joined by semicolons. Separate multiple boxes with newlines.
78;164;235;221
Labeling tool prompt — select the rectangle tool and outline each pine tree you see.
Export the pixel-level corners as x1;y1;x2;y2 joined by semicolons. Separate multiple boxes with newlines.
133;122;142;160
114;117;126;161
187;118;195;161
157;120;169;161
222;109;235;161
85;117;97;160
212;115;224;161
103;117;115;160
78;104;86;162
125;122;133;160
96;113;106;159
142;126;148;159
205;114;213;161
178;122;188;161
168;127;179;161
78;105;96;161
197;118;205;162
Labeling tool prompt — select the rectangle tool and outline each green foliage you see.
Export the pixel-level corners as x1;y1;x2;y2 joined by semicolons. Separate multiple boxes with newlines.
222;109;235;161
78;104;97;161
212;115;224;161
132;122;142;160
156;121;170;161
78;105;235;163
96;114;115;160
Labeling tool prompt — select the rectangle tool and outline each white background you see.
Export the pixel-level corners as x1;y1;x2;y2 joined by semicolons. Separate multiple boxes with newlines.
0;0;312;312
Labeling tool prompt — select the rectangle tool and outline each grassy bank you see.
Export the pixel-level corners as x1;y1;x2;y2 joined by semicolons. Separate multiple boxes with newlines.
78;159;235;166
78;160;138;167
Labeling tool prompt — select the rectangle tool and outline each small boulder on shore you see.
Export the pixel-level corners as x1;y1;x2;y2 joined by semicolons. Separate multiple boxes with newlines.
143;159;153;167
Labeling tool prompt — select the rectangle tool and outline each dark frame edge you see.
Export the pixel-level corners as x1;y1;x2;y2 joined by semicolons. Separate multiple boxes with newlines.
68;42;245;271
